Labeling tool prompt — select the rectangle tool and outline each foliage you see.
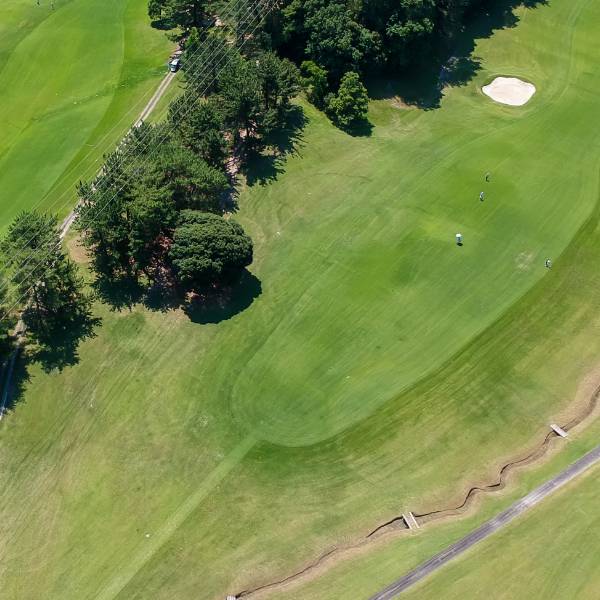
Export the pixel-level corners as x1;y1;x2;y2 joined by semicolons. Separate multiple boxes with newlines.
169;95;228;168
169;211;253;290
0;212;92;341
276;0;480;78
300;60;328;108
148;0;205;31
326;71;369;129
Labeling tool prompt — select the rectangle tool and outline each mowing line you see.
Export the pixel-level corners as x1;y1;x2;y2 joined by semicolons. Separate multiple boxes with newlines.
94;434;256;600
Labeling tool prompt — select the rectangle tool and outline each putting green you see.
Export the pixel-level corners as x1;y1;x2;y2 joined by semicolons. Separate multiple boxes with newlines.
0;0;172;231
1;0;600;598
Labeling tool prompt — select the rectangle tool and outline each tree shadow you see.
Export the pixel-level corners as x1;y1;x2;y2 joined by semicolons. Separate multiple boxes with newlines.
26;309;101;373
242;106;307;187
150;17;176;31
184;270;262;324
343;118;374;138
0;348;30;415
92;275;145;312
368;0;548;110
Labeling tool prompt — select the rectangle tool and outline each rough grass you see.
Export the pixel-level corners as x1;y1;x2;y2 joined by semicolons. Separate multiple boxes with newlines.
1;0;600;598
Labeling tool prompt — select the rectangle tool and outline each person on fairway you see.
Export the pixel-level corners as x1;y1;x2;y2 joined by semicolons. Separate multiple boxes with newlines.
479;191;485;201
485;172;491;182
545;258;552;268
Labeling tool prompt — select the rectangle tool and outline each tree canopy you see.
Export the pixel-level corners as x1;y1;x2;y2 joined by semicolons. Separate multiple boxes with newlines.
326;71;369;129
0;211;91;340
169;211;253;290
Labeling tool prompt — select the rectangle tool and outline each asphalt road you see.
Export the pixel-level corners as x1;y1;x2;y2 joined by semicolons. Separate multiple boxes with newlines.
370;443;600;599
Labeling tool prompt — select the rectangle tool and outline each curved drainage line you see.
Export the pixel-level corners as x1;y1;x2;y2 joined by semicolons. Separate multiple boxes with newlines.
233;383;600;599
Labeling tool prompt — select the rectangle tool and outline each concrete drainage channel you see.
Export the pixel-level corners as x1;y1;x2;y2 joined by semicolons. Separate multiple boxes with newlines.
229;383;600;599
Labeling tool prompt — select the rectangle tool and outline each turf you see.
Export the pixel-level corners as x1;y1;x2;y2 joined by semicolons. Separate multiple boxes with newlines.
274;417;600;600
0;0;173;231
403;465;600;600
1;0;600;598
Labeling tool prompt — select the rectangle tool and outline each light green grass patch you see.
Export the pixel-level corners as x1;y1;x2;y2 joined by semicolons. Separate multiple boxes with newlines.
0;0;172;229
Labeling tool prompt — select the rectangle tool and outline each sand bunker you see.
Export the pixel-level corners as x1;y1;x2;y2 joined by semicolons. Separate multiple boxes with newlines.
482;76;536;106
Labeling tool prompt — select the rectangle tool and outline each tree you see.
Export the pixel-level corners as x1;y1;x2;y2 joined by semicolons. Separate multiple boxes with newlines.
147;0;204;30
256;52;301;133
76;155;135;280
217;52;263;144
169;211;253;290
285;0;380;82
150;143;229;212
326;71;369;129
169;95;228;168
1;211;91;338
0;272;15;359
300;60;329;108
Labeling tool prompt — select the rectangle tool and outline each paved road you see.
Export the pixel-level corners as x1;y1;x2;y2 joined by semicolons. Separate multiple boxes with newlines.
370;443;600;599
0;68;177;420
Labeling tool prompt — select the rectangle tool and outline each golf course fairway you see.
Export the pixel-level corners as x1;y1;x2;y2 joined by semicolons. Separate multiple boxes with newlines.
0;0;172;231
1;0;600;598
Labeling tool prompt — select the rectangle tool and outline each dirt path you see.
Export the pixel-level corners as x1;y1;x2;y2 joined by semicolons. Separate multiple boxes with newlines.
371;443;600;599
0;69;178;420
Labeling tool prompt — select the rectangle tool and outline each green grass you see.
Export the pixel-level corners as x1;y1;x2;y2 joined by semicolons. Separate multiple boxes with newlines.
275;417;600;600
404;464;600;600
2;0;600;598
0;0;173;231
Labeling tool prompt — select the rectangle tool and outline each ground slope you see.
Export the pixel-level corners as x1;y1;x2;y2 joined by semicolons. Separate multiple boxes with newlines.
1;0;600;598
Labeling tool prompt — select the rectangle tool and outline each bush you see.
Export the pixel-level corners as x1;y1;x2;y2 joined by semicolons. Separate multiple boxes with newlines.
326;71;369;129
169;211;253;290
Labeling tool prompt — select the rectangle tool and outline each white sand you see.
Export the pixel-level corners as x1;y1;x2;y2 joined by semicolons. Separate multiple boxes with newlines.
482;76;536;106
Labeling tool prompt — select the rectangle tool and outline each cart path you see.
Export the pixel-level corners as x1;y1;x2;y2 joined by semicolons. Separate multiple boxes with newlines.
370;443;600;599
136;71;176;125
0;69;177;420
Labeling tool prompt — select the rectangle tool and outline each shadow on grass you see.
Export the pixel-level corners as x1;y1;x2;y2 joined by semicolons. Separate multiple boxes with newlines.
26;309;102;374
0;349;30;415
184;270;262;324
150;17;176;31
242;106;307;187
343;118;374;138
92;268;261;325
368;0;548;110
93;275;145;312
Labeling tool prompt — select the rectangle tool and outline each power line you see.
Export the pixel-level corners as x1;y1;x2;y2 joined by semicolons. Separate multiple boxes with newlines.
0;0;274;324
1;0;268;261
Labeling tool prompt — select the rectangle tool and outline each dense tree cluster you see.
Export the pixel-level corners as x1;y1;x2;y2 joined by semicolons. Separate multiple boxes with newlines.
0;212;92;351
75;37;299;297
148;0;206;31
275;0;477;78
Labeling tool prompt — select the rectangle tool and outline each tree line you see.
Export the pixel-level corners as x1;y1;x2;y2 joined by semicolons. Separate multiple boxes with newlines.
148;0;497;129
